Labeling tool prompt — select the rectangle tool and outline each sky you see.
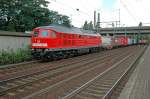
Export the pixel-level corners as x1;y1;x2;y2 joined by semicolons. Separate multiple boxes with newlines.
47;0;150;28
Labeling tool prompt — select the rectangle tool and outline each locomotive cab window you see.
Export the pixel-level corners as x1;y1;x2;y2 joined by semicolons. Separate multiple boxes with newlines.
33;31;38;37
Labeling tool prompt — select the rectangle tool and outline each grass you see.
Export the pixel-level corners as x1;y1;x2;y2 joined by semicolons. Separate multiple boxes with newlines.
0;47;32;65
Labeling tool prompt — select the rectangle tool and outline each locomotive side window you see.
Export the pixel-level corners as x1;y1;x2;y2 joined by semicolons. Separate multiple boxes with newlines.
51;31;56;38
41;31;48;37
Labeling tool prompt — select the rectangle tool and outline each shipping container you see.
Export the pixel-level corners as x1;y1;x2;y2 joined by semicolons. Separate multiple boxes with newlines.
118;36;128;46
128;38;133;45
101;36;112;49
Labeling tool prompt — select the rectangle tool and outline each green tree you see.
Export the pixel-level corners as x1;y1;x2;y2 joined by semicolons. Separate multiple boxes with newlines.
61;15;71;27
0;0;50;31
0;0;71;31
82;21;93;30
88;21;93;30
83;21;88;30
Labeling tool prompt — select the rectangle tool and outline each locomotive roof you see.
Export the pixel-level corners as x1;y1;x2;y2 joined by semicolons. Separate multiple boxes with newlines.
37;24;100;36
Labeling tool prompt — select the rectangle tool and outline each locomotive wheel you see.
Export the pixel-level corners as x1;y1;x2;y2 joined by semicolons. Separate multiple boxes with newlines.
42;52;56;62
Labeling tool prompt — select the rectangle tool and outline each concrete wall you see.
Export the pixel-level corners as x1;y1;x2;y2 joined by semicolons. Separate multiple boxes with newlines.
0;36;31;51
0;31;31;52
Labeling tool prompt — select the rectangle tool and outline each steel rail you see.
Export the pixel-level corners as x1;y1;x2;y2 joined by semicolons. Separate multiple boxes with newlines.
102;46;147;99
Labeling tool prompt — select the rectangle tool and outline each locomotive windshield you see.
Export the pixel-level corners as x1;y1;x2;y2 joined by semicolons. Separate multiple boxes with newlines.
33;31;38;37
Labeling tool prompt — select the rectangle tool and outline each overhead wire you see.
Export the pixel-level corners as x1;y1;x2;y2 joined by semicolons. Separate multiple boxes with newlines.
80;0;92;13
48;0;86;25
49;0;93;19
122;0;140;21
120;0;138;23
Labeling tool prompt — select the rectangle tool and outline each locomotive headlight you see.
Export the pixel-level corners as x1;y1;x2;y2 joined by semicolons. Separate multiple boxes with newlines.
42;43;48;46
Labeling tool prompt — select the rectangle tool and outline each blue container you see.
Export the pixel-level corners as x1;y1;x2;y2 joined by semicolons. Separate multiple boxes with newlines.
128;38;132;45
133;39;137;44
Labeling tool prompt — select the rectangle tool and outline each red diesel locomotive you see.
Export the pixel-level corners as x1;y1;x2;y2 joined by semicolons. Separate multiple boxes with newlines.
31;24;102;60
31;24;145;61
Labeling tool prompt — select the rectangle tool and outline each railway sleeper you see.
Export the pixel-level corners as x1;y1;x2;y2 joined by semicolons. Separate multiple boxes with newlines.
73;94;93;99
79;91;102;99
89;85;110;91
84;88;105;95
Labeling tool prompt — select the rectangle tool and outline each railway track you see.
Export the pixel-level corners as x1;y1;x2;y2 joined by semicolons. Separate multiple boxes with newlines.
0;50;108;81
61;46;147;99
0;47;129;98
22;46;146;99
0;47;127;81
0;45;145;99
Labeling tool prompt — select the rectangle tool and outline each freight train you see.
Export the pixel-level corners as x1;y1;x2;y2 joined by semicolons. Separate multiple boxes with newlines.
31;24;146;61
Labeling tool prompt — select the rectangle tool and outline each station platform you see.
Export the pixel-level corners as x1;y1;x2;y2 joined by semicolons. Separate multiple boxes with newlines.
118;45;150;99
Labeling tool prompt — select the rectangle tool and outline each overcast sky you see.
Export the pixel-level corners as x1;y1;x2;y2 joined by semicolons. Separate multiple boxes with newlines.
48;0;150;27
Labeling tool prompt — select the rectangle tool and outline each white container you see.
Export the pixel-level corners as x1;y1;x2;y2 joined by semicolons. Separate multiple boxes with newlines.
101;36;112;48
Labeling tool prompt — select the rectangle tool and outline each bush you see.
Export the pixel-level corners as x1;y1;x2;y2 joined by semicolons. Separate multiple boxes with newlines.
0;47;32;65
